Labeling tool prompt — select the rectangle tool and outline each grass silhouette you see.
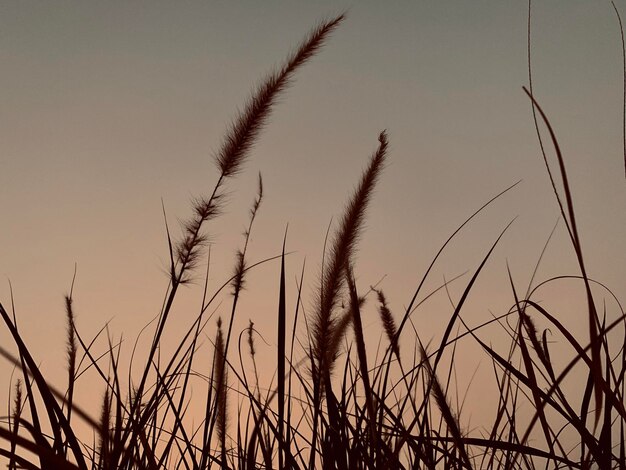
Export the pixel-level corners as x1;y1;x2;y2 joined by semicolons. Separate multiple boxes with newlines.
1;8;626;470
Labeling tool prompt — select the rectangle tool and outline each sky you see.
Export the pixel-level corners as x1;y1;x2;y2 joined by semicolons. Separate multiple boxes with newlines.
1;0;625;443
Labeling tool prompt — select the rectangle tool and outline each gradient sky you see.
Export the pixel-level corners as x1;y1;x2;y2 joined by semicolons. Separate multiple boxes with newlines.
1;0;625;439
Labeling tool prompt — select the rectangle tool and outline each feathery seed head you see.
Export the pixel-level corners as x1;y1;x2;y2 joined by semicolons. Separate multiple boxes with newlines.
311;131;388;379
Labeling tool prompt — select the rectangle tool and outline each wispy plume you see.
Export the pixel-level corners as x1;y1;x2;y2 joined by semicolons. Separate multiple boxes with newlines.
214;317;228;468
8;379;23;470
312;131;388;379
98;388;111;468
174;14;345;283
64;294;77;427
373;287;400;360
214;15;345;178
247;320;261;401
231;173;264;296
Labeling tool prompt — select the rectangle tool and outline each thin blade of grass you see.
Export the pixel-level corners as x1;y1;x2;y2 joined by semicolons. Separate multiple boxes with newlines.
522;86;603;429
277;227;287;470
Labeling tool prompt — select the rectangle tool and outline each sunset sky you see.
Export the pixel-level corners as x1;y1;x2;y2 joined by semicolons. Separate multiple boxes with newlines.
1;1;625;435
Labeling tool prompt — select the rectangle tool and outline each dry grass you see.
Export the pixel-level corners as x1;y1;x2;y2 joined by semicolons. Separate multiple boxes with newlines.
1;9;626;470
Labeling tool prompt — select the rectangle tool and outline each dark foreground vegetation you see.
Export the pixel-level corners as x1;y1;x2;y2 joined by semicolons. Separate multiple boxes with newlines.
1;8;626;469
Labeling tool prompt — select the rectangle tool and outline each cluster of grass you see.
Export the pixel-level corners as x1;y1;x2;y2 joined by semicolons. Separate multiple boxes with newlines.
1;11;626;470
